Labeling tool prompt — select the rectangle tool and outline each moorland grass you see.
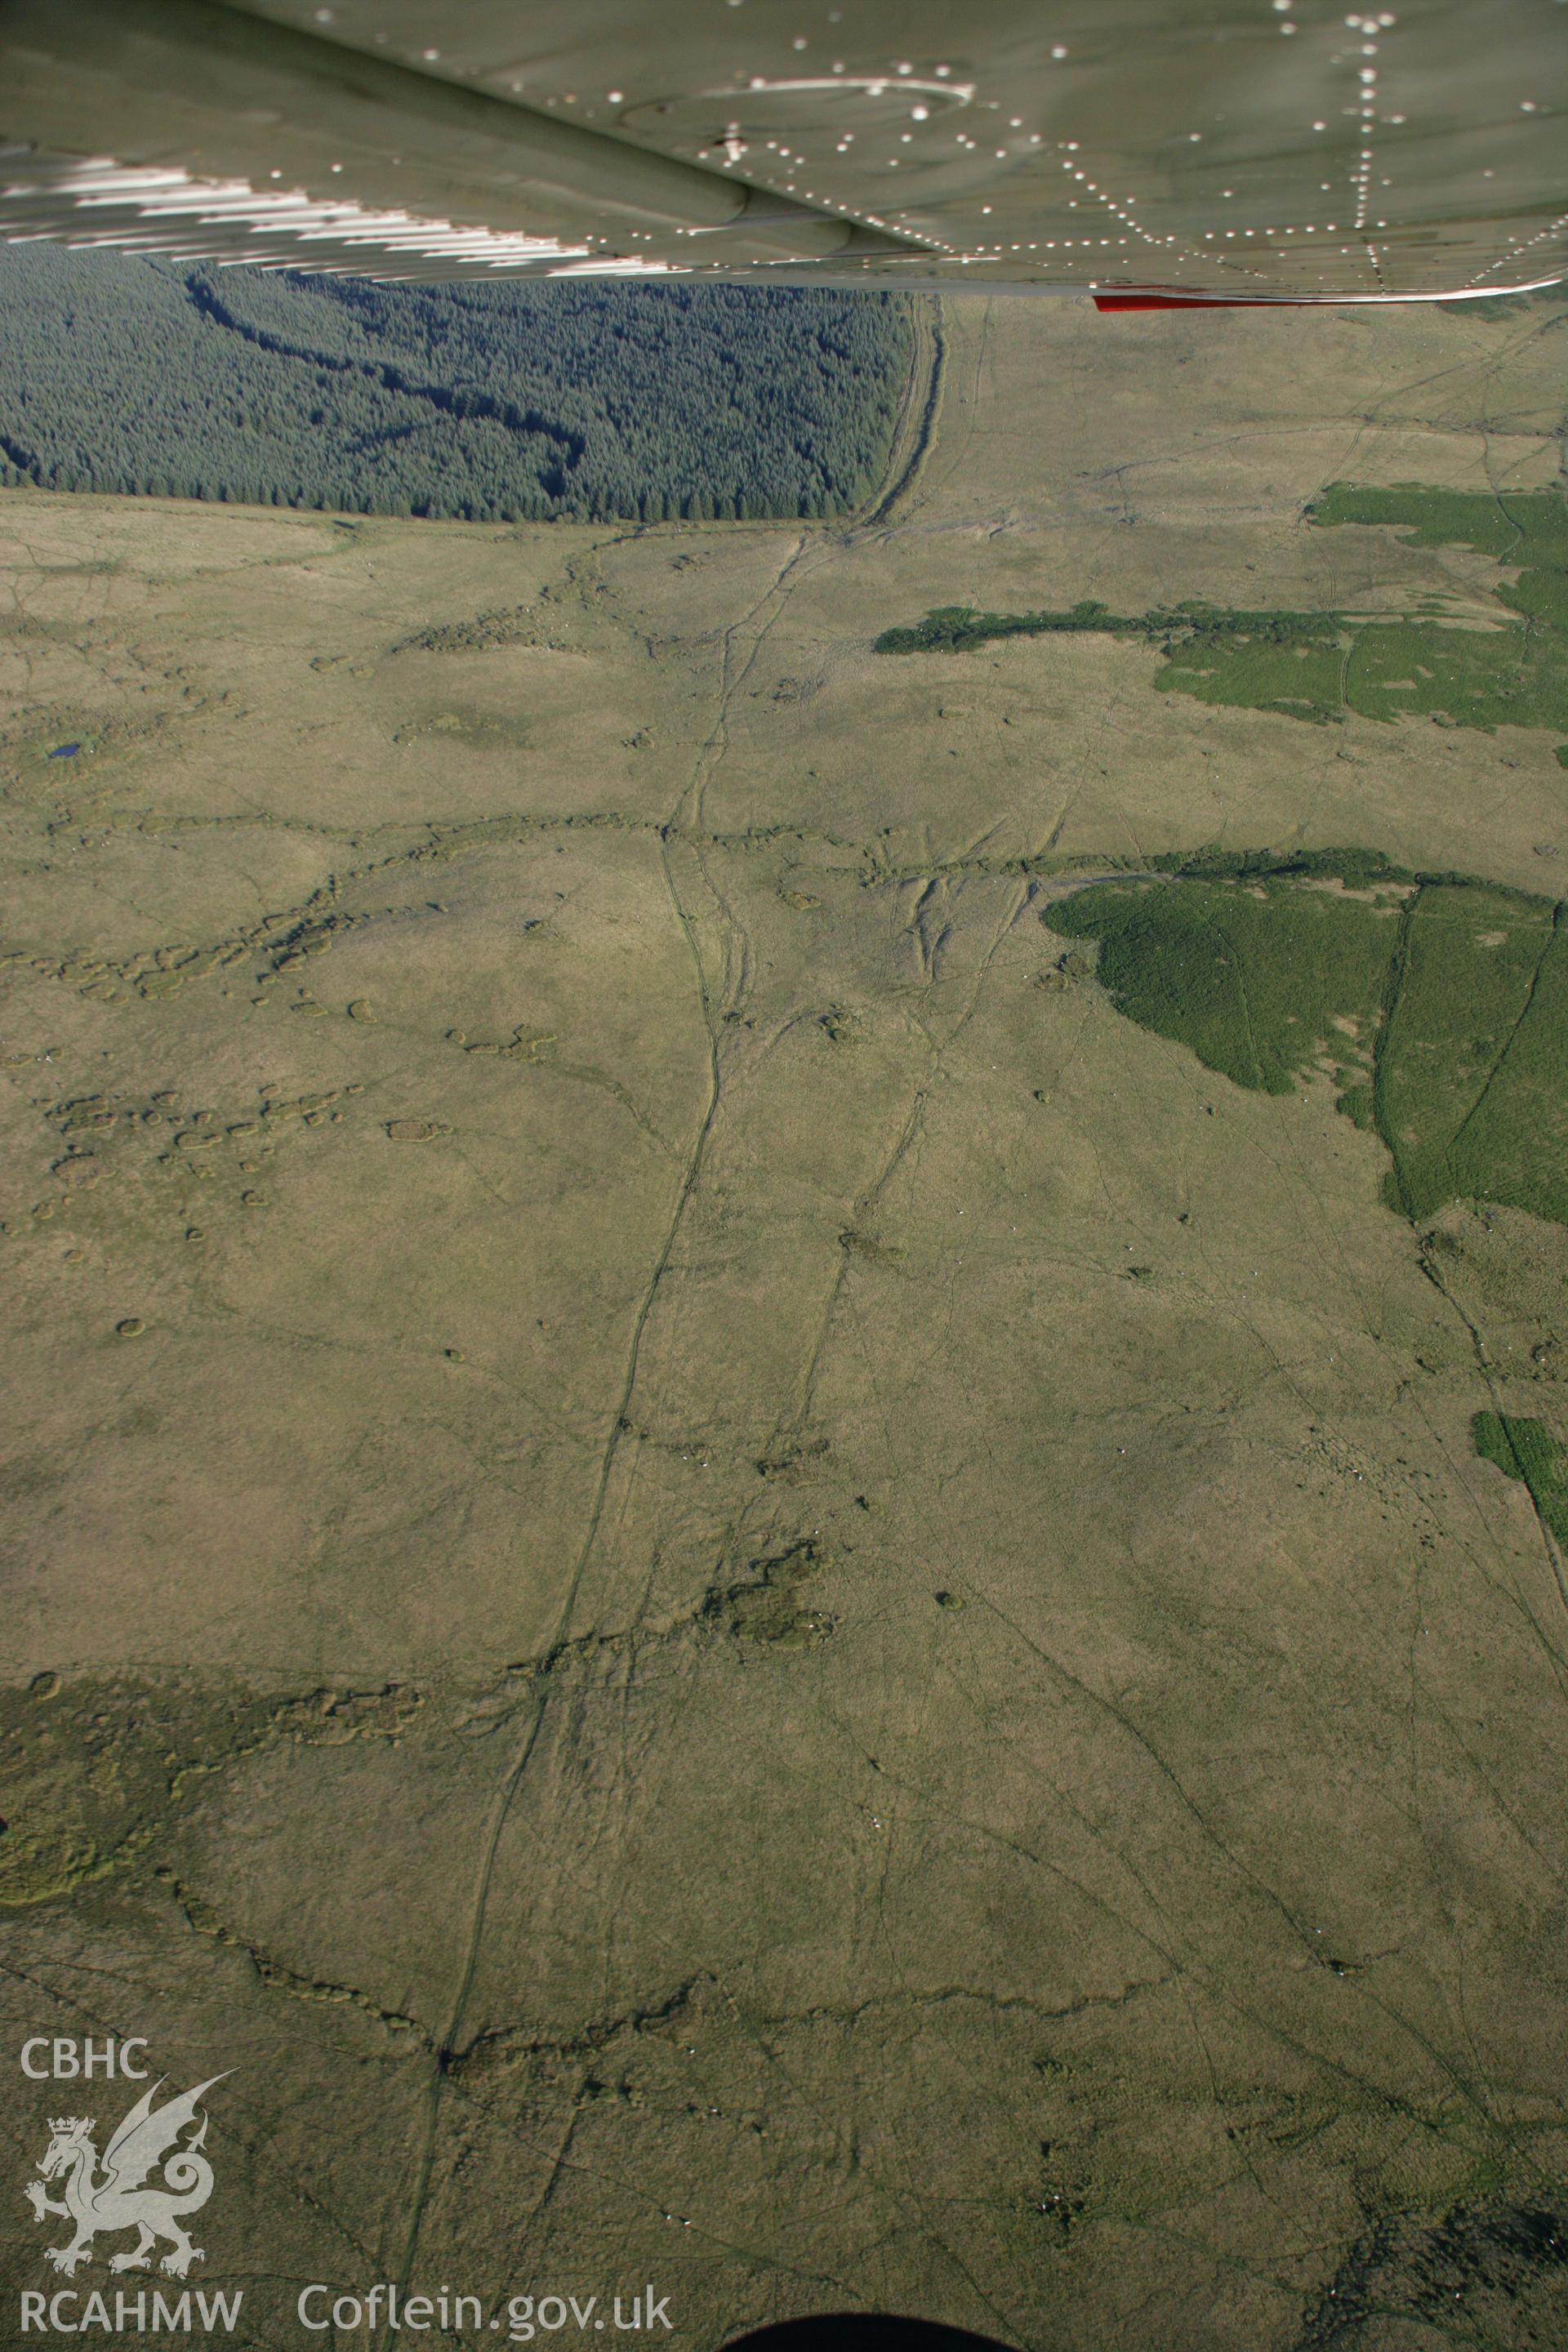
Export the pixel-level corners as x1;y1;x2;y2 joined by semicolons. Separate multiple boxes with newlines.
1378;889;1567;1224
1051;856;1568;1228
1048;871;1392;1095
879;480;1568;748
1472;1411;1568;1548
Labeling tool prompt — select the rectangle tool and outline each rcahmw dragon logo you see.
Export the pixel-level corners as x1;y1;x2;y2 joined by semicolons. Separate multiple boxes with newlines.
25;2076;228;2278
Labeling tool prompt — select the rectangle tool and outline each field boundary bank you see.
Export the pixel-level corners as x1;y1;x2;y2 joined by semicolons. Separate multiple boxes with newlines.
858;296;945;528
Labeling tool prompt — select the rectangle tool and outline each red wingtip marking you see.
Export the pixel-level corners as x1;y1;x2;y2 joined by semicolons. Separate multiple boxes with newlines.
1093;294;1298;312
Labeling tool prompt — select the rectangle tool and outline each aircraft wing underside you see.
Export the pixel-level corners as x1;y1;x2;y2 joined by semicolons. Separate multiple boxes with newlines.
0;0;1564;301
